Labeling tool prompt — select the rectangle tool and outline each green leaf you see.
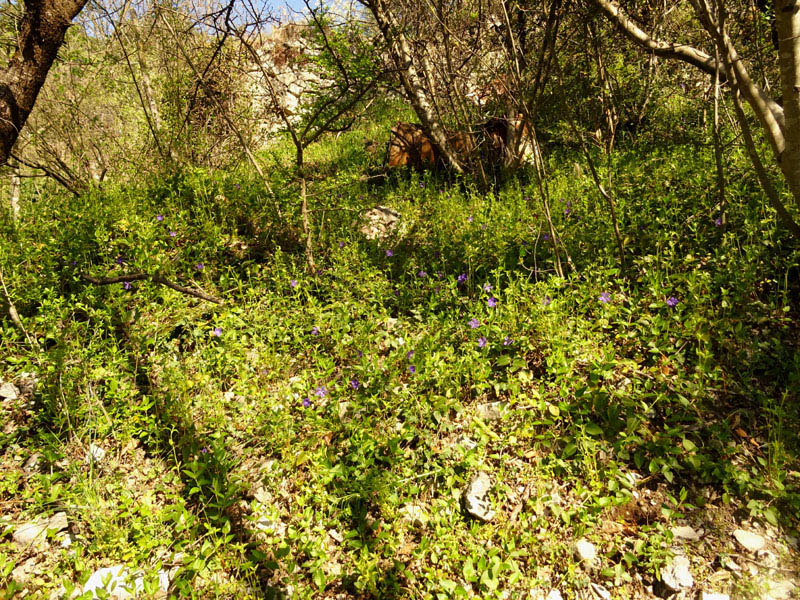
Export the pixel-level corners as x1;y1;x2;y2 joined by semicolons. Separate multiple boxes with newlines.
585;423;603;436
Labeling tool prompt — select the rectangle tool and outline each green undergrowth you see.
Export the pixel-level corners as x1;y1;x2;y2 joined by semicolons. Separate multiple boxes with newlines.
0;123;798;598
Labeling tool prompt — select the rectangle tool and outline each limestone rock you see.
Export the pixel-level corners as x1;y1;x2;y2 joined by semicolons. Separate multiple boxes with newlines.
671;525;701;541
733;529;766;553
661;554;694;592
463;471;495;522
83;566;139;599
476;401;507;421
85;443;106;465
13;512;68;549
360;206;400;241
0;381;19;400
574;539;597;565
400;502;429;527
701;592;730;600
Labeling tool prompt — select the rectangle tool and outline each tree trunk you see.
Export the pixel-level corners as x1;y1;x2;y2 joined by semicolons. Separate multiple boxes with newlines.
0;0;89;166
775;0;800;211
363;0;464;172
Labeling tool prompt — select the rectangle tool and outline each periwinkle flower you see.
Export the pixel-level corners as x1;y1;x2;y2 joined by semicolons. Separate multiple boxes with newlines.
457;273;468;284
386;249;394;257
339;241;346;248
418;271;427;278
599;292;611;304
468;216;473;223
542;296;552;306
407;350;414;360
503;336;513;346
290;279;297;288
714;217;723;227
196;262;204;271
408;365;416;374
302;397;311;408
666;296;679;308
477;336;487;348
123;282;132;291
156;214;164;222
315;386;328;398
483;283;492;292
312;326;320;336
350;378;360;390
468;318;480;329
213;327;222;337
487;297;498;308
169;230;177;237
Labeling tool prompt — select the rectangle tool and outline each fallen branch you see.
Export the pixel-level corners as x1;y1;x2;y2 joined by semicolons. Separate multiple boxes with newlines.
81;272;224;305
0;267;38;349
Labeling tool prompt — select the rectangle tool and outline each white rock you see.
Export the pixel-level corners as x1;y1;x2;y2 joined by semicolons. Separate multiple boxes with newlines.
359;206;400;241
11;556;39;584
671;525;701;541
545;591;563;600
83;565;140;599
530;590;562;600
661;554;694;591
574;539;597;564
701;592;730;600
85;443;106;465
399;502;429;527
23;452;43;471
764;579;795;600
590;582;611;599
476;401;507;421
328;528;344;543
733;529;766;552
13;512;68;548
0;382;19;400
463;471;495;522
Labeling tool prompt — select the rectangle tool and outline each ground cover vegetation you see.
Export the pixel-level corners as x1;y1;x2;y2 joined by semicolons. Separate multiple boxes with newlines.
0;0;799;598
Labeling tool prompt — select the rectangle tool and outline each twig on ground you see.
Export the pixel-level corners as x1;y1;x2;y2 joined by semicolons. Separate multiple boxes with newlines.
81;272;224;305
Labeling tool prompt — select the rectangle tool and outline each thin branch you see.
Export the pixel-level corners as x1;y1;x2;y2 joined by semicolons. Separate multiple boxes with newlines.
80;272;224;304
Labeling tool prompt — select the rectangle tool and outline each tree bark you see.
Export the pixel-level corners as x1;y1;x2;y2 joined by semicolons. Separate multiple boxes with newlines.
362;0;464;172
775;0;800;211
0;0;89;166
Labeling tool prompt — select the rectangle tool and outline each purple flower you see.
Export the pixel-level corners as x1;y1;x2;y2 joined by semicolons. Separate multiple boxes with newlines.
542;296;552;306
339;241;346;248
169;230;177;237
394;289;401;297
483;283;492;292
357;350;363;359
543;233;551;241
599;292;611;304
419;182;425;188
302;397;311;408
315;386;327;398
468;216;473;223
311;326;320;336
434;251;441;259
418;271;427;278
487;297;498;308
477;336;487;348
350;378;360;390
123;282;132;291
407;350;414;360
196;262;204;271
564;208;571;216
714;217;723;227
290;279;297;288
116;256;124;265
468;318;480;329
235;183;241;190
666;296;679;308
503;336;512;346
213;327;222;337
200;447;209;454
457;273;468;284
156;214;164;222
408;365;416;374
386;249;394;257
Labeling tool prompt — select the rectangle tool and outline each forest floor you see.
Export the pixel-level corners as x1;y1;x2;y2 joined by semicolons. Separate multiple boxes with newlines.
1;120;799;599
